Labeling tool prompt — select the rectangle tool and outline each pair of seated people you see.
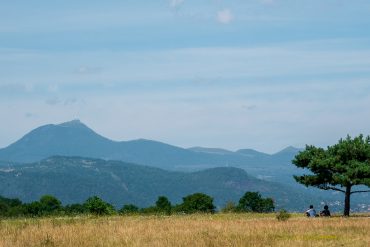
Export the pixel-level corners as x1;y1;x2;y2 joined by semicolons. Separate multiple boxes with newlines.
305;205;331;217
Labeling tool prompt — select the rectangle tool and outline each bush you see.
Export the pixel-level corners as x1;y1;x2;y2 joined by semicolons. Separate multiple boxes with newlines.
119;204;139;214
221;201;237;213
276;209;291;221
140;206;159;214
171;204;185;214
7;205;26;217
0;201;9;216
24;201;43;216
64;203;87;215
0;196;24;217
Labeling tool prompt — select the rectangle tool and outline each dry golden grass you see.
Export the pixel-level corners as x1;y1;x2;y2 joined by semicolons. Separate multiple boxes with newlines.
0;213;369;247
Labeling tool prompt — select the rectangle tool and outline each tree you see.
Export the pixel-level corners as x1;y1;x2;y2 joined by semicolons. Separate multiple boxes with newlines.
238;192;274;213
25;201;43;216
0;196;22;208
39;195;62;214
293;135;370;216
84;196;115;215
0;201;9;216
0;196;22;215
180;193;215;214
155;196;172;215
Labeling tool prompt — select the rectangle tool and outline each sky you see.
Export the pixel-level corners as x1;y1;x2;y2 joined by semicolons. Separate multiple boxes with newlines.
1;0;370;153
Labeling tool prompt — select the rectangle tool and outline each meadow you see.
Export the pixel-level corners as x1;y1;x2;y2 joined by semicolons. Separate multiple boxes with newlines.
0;213;369;247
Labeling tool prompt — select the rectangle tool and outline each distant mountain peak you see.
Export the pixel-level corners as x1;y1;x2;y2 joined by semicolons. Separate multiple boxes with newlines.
58;119;84;128
275;146;302;155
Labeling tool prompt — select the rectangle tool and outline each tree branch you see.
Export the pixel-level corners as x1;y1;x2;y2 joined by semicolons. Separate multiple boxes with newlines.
351;190;370;194
318;185;345;193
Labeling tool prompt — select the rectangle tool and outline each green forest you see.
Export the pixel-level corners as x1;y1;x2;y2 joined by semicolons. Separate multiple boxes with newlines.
0;192;274;217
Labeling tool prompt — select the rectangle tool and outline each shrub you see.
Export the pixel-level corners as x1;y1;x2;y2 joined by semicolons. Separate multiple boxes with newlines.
64;203;87;215
119;204;139;214
0;201;9;216
0;196;24;217
24;201;43;216
140;206;158;214
221;201;237;213
276;209;291;221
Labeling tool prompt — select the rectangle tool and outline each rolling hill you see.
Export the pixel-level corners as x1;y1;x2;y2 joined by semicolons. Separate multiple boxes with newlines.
0;156;321;211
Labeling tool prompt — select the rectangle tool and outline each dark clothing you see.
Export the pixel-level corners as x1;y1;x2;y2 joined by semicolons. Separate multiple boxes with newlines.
320;209;331;217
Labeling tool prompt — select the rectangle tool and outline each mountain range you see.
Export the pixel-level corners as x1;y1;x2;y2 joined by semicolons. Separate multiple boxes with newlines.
0;156;316;210
0;120;369;212
0;120;301;183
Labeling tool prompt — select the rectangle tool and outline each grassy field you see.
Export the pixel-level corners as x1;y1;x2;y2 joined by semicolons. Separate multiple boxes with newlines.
0;213;369;247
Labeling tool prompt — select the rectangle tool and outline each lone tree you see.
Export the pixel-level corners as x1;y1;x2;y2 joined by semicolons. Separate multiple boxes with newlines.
180;193;215;214
84;196;115;215
238;192;275;213
293;135;370;216
155;196;172;215
40;195;62;214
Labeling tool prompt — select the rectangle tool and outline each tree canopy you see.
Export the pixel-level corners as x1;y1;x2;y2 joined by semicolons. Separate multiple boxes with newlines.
40;195;62;213
180;193;215;214
293;134;370;216
237;192;274;213
84;196;115;215
155;196;172;215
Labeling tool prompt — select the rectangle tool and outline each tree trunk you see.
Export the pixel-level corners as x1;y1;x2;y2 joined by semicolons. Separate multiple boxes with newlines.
344;185;351;216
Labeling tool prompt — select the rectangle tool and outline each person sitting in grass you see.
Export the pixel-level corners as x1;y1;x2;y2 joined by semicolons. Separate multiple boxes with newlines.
305;205;317;217
320;205;331;217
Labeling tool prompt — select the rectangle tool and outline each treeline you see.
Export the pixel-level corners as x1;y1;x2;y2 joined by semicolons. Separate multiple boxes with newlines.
0;192;274;217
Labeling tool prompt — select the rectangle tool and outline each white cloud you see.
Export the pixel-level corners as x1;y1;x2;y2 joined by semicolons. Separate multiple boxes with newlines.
217;9;234;24
170;0;185;8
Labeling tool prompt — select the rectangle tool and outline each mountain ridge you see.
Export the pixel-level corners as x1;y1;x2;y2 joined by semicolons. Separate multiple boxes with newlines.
0;120;301;173
0;120;301;155
0;155;319;211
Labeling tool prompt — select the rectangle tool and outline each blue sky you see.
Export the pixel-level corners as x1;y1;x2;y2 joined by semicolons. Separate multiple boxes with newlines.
1;0;370;153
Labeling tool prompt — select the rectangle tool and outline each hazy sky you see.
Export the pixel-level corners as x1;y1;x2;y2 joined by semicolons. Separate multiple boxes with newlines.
1;0;370;153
